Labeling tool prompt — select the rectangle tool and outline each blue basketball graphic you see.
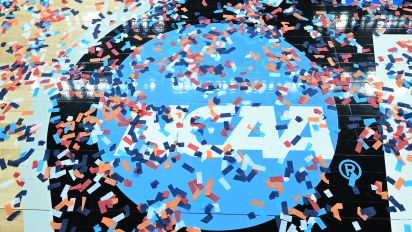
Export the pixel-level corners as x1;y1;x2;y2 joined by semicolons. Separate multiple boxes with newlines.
96;23;339;230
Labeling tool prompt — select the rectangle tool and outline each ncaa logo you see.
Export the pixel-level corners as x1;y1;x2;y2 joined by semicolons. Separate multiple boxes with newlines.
94;23;339;230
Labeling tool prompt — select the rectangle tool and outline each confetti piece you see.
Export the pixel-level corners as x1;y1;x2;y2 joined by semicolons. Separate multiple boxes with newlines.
352;221;361;231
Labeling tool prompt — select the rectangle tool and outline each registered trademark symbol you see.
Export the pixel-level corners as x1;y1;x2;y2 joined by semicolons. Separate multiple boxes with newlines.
339;159;363;187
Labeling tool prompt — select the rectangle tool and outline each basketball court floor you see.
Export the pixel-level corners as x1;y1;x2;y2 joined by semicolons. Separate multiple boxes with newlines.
0;0;411;231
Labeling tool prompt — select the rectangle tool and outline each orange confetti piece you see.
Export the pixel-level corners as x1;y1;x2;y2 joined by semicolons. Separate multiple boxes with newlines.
206;150;213;160
288;208;307;219
327;57;336;66
251;199;265;207
22;110;33;115
104;177;117;186
357;207;369;221
102;217;115;229
4;203;13;216
372;140;383;150
394;177;405;190
265;179;284;193
163;161;172;169
316;155;328;167
320;173;330;184
331;203;343;221
122;160;130;172
81;196;86;211
50;221;62;230
205;178;214;196
191;189;202;200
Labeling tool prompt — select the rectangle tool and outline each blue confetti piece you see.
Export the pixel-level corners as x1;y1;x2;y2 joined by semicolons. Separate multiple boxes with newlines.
395;159;403;172
315;217;326;230
182;163;195;173
349;173;358;187
6;211;20;221
318;208;326;216
304;143;312;151
33;88;39;97
93;224;102;232
405;224;411;232
247;212;256;219
363;118;376;126
361;207;377;219
352;186;360;195
404;180;412;187
275;124;288;130
201;214;213;223
389;196;406;211
53;133;61;144
0;158;7;170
